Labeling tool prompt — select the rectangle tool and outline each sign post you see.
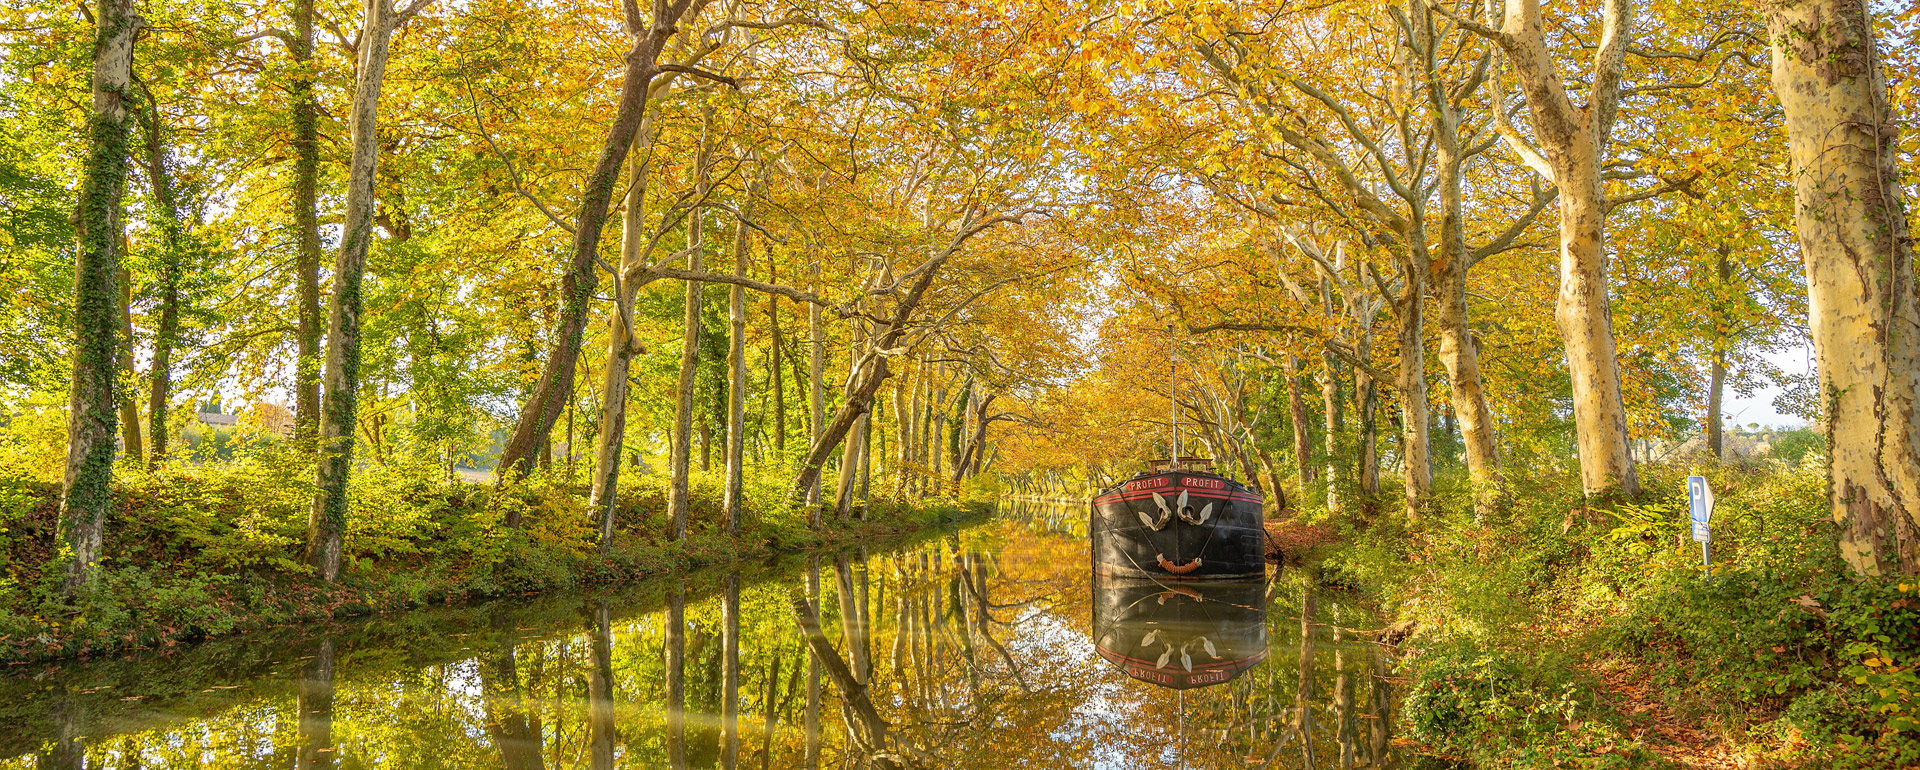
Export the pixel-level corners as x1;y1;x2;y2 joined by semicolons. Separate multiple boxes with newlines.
1687;475;1715;571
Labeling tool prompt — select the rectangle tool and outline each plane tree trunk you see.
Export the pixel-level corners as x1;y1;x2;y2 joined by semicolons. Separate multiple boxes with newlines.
307;0;417;582
60;0;142;595
1394;270;1431;522
1354;337;1379;499
495;0;706;484
134;94;189;467
770;264;786;455
291;0;323;446
1492;0;1640;500
1433;264;1501;514
807;264;825;516
725;191;751;535
1766;0;1920;575
588;115;656;554
116;269;142;465
668;151;706;541
1707;345;1726;460
1286;355;1312;489
1320;354;1341;515
790;210;1025;501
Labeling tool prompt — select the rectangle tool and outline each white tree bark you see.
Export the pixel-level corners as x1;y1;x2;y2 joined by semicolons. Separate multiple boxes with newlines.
668;117;710;541
1767;0;1920;575
835;320;869;518
590;116;656;553
724;187;752;534
494;0;707;482
808;263;825;516
1286;355;1312;491
1394;270;1432;521
1490;0;1640;499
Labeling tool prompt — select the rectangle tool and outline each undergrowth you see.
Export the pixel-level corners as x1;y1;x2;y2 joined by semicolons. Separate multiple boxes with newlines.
0;442;980;664
1306;459;1920;769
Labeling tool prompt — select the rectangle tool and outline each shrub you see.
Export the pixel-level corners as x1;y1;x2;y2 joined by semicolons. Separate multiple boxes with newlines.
1402;638;1661;768
1766;428;1824;467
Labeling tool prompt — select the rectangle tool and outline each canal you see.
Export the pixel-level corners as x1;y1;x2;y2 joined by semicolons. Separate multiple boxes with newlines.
1;500;1409;768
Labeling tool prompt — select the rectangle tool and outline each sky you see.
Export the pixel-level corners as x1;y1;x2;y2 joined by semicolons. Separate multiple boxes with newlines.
1720;342;1813;430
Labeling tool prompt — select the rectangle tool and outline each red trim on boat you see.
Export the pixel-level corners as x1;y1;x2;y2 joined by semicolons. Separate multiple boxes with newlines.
1094;646;1268;670
1092;489;1263;506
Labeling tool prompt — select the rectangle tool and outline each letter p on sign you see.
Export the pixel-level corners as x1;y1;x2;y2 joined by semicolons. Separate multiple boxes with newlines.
1687;475;1714;543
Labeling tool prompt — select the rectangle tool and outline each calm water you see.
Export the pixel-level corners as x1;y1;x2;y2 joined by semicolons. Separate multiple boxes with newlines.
1;500;1410;769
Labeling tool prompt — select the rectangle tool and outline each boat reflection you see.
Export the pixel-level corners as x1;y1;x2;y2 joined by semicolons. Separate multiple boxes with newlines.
1092;574;1268;689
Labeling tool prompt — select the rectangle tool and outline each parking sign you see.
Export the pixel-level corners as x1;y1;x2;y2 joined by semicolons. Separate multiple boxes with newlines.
1687;475;1714;544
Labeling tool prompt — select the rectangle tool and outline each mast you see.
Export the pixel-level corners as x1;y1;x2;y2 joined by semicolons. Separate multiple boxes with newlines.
1169;323;1180;470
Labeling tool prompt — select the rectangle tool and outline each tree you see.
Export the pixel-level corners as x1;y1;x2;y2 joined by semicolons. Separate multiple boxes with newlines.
290;0;324;446
588;112;659;553
1443;0;1644;499
668;113;711;541
789;207;1036;501
131;83;193;467
1765;0;1920;575
1178;3;1553;518
724;177;755;534
306;0;429;582
493;0;710;484
59;0;142;595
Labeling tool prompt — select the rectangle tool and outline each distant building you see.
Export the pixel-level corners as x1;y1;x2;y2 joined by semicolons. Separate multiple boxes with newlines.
195;411;239;428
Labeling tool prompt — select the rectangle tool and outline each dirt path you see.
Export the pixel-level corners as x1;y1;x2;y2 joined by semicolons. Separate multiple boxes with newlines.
1586;658;1748;769
1263;517;1335;563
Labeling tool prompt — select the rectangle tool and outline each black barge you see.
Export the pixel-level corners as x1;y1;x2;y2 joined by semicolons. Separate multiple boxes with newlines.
1089;459;1266;580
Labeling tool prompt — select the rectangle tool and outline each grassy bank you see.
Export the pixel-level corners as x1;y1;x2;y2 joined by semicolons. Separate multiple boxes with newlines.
0;448;982;665
1296;462;1918;769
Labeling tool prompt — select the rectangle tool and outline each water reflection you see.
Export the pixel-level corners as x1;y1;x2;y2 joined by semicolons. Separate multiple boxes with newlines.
293;637;335;770
587;600;615;770
1092;576;1268;690
1;501;1411;769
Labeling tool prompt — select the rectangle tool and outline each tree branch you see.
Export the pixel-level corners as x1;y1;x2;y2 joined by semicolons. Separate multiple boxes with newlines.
457;55;576;235
1493;98;1557;182
657;63;738;87
1605;171;1699;213
1469;185;1558;265
644;267;852;316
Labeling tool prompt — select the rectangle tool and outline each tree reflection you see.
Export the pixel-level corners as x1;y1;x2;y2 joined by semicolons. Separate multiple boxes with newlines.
1335;626;1356;769
294;638;337;770
805;555;822;770
722;574;741;770
0;514;1411;770
35;684;82;770
1295;586;1318;769
586;600;615;770
480;612;547;770
789;590;912;769
666;583;687;770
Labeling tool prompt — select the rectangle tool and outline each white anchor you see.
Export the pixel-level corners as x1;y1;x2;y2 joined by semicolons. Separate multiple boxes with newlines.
1140;491;1176;531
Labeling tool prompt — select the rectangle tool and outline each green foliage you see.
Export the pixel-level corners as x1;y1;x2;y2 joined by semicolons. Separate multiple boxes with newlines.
1325;462;1920;767
0;88;77;395
0;451;979;664
1403;639;1663;768
1766;427;1824;467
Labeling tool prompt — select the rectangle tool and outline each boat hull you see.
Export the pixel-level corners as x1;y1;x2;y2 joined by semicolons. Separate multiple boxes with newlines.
1089;470;1265;580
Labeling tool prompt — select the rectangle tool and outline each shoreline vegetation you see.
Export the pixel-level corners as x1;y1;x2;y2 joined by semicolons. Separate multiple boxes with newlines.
11;0;1920;765
0;454;987;667
1273;459;1919;769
